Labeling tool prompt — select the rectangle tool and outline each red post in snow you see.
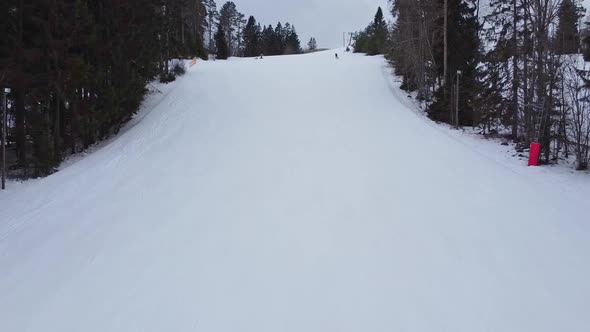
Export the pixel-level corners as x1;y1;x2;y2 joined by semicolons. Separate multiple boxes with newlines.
528;142;541;166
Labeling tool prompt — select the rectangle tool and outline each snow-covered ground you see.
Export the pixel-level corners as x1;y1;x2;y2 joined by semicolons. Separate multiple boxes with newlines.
383;67;590;198
1;50;589;332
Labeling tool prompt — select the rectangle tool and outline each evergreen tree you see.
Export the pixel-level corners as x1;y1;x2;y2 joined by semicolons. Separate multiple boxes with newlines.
284;25;302;54
354;29;371;53
204;0;219;53
260;24;282;55
182;0;208;59
482;0;524;140
368;7;388;55
242;16;261;57
354;6;389;55
215;23;229;59
308;37;318;52
260;25;276;55
0;0;307;177
219;1;238;55
556;0;584;54
275;22;286;54
234;12;247;56
0;0;209;176
428;0;479;125
388;0;437;95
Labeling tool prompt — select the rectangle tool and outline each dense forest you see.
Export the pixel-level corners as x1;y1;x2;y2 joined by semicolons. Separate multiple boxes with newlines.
0;0;302;177
356;0;590;171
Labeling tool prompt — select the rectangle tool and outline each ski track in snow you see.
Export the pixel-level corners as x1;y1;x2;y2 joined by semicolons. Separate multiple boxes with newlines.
0;50;589;332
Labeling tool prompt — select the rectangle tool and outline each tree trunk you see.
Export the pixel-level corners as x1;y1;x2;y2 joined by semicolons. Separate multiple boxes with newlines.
512;0;519;141
15;89;26;165
443;0;448;87
54;93;61;162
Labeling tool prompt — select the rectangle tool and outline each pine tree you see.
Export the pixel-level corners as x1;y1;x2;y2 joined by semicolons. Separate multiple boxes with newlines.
242;16;261;57
219;1;238;56
275;22;285;54
482;0;523;139
204;0;219;53
354;6;390;55
368;7;388;55
388;0;438;98
215;23;229;59
234;12;246;56
181;0;208;58
284;25;302;54
428;0;479;125
0;0;315;176
0;0;210;176
219;1;235;55
556;0;583;55
308;37;317;52
353;28;371;53
260;25;275;55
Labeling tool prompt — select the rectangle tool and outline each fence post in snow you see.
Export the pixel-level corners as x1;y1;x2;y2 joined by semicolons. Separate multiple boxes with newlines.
456;70;461;128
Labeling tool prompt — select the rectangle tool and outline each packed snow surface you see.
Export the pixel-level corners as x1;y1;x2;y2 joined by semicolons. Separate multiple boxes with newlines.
1;51;589;332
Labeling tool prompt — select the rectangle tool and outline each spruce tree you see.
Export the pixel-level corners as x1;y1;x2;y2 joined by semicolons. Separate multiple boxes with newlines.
482;0;524;139
308;37;317;52
0;0;310;176
354;29;371;53
428;0;479;125
556;0;583;54
274;22;285;54
353;6;389;55
0;0;208;175
264;25;276;55
215;23;229;59
242;16;261;57
368;7;388;55
285;26;302;54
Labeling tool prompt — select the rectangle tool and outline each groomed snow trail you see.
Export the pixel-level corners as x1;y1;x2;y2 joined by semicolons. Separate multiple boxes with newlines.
1;51;589;332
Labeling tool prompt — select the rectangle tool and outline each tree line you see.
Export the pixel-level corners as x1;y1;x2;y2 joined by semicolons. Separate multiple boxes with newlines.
217;14;303;59
356;1;590;171
0;0;303;177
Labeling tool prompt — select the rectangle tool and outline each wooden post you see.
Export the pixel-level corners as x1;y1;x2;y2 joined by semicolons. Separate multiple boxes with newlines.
456;71;461;127
444;0;448;86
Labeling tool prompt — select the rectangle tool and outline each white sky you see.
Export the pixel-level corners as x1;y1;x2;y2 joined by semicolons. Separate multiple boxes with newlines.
230;0;391;49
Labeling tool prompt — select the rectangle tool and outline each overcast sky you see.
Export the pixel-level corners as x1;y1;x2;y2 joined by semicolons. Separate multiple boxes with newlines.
231;0;391;49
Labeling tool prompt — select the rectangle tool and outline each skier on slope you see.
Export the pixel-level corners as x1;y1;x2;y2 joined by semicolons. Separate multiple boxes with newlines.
335;53;339;59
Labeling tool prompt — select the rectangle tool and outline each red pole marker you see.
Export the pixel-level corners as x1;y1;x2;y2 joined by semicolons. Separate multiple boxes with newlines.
528;142;541;166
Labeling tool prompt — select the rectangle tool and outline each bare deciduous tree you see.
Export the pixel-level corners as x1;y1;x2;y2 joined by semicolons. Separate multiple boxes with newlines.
563;60;590;169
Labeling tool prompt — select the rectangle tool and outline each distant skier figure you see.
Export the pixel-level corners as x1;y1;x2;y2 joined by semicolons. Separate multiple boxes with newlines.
335;53;339;59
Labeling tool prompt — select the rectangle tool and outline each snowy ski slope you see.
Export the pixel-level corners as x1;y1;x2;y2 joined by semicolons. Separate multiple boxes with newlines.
0;50;589;332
